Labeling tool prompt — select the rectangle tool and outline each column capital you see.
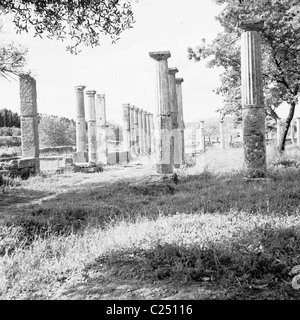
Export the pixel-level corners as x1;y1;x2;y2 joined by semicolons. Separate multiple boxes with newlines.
85;90;96;97
138;108;144;114
168;67;179;75
176;78;184;85
96;93;105;98
220;119;224;123
75;85;86;92
238;20;264;32
149;51;171;61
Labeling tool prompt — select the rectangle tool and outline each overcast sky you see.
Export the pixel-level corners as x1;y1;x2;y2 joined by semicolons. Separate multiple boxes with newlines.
0;0;292;123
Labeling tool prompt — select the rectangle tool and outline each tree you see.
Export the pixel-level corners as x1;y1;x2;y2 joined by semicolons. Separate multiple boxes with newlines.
0;20;28;77
0;0;136;54
39;114;76;148
188;0;300;152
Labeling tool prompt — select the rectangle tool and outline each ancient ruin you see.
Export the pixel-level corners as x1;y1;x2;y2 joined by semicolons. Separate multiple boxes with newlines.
239;20;267;178
149;51;173;174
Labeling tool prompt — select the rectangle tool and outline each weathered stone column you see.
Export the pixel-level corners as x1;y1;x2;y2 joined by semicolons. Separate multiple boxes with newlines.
168;68;180;168
290;120;295;144
142;110;148;154
134;107;140;155
220;120;225;149
146;112;151;154
122;103;131;152
277;120;281;147
297;118;300;146
95;94;108;164
19;74;40;174
75;85;87;158
199;121;205;151
176;78;185;165
149;51;173;174
149;113;155;154
85;90;97;163
129;105;136;156
138;109;144;154
240;20;266;178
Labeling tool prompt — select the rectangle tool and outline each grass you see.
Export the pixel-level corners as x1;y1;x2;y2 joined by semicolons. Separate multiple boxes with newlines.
1;144;300;299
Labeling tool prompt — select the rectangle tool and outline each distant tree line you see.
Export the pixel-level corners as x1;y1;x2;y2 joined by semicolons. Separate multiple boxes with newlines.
0;108;20;128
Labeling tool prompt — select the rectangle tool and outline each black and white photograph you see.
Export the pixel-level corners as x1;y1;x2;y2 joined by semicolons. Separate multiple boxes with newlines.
0;0;300;305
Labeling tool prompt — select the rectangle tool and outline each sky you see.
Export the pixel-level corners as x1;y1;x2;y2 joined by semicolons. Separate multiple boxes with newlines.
0;0;292;124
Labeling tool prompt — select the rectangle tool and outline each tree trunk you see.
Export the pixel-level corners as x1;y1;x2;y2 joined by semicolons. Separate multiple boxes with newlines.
279;102;296;152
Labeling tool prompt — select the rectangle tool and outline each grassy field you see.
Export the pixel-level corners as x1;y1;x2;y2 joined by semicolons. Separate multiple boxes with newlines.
1;144;300;299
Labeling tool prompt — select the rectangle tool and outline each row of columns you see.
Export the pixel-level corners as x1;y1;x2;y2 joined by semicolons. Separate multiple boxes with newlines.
74;86;108;164
122;105;154;156
149;51;185;174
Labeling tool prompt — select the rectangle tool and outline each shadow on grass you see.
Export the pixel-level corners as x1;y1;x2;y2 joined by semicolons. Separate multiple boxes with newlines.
58;225;300;300
4;167;300;247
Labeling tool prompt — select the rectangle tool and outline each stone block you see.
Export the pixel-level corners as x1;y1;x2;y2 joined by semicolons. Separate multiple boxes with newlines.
73;151;88;163
21;116;39;158
19;74;38;117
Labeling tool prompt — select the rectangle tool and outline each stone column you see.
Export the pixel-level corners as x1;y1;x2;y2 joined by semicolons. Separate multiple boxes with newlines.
297;118;300;146
220;120;225;149
149;51;173;174
142;110;148;154
149;113;155;154
240;20;266;178
277;120;281;147
95;94;108;164
168;68;179;168
146;112;151;154
122;104;131;152
199;121;205;151
75;85;87;157
129;105;136;156
176;78;185;165
290;120;295;144
19;74;40;174
134;107;140;155
138;109;144;154
85;90;97;163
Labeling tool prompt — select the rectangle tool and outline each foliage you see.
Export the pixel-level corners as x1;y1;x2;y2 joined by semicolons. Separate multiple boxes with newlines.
188;0;300;151
0;22;28;77
0;0;136;54
0;108;20;128
39;114;76;148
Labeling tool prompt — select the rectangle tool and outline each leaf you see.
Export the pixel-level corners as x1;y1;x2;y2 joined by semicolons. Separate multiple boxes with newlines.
290;265;300;275
292;274;300;290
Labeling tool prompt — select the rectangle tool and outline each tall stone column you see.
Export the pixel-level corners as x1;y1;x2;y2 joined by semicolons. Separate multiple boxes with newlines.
85;90;97;163
129;105;136;156
149;51;173;174
149;113;155;154
19;74;40;173
142;110;148;154
277;120;281;147
199;121;205;151
168;68;180;168
176;78;185;165
75;85;87;156
240;21;266;178
146;112;151;154
220;120;225;149
297;118;300;146
95;94;108;164
138;109;144;154
122;104;131;152
134;107;140;155
290;120;295;144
